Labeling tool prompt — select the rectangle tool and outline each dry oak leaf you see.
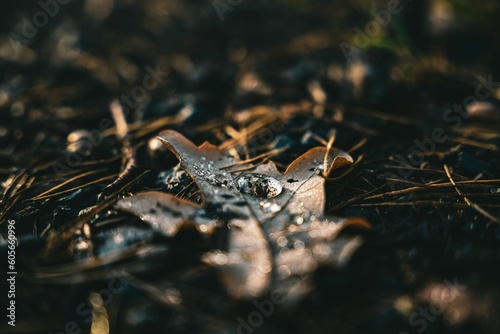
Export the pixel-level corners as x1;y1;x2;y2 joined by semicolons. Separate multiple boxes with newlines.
115;130;368;300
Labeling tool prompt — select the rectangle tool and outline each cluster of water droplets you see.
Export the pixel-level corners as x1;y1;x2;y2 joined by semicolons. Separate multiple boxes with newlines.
236;173;283;199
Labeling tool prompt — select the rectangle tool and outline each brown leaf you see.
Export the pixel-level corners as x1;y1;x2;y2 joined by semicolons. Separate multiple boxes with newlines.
115;130;367;300
115;192;202;236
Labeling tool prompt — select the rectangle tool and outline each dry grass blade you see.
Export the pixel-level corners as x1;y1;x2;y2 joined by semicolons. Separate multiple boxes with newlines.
29;174;118;201
365;179;500;201
0;167;35;222
0;164;33;205
32;169;106;200
330;185;386;212
110;99;128;140
328;103;423;125
41;171;150;258
353;201;500;209
218;109;281;151
219;148;287;169
348;137;368;153
175;179;196;199
384;164;468;179
102;101;139;197
323;132;336;177
443;164;500;225
104;107;191;139
449;137;500;152
322;136;353;178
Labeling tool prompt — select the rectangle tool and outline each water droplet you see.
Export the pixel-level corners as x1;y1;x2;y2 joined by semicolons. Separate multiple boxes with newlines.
201;156;207;161
293;216;304;225
280;247;290;255
73;239;91;253
213;252;228;265
236;174;282;198
113;233;124;244
294;240;305;249
277;236;288;247
278;265;291;278
259;260;272;273
260;201;282;213
207;173;228;187
165;288;183;305
312;244;331;258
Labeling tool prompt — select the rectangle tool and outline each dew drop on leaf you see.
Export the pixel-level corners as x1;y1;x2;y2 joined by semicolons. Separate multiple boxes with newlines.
236;173;283;198
207;173;229;187
260;201;282;213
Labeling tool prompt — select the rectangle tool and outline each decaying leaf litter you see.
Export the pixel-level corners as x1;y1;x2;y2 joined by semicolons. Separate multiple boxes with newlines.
2;104;371;332
2;100;500;333
2;1;500;333
30;102;369;296
114;129;368;300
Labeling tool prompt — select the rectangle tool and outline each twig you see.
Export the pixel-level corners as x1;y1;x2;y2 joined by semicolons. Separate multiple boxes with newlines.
365;179;500;201
323;132;336;177
102;101;140;197
352;201;500;208
443;164;500;225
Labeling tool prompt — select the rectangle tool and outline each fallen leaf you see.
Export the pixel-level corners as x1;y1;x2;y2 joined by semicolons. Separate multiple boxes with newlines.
115;130;368;300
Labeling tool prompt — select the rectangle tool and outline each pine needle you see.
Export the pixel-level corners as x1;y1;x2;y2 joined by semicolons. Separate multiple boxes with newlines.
444;164;500;225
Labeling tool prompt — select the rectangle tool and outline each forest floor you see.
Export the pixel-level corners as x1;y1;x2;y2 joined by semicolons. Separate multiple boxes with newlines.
1;1;500;333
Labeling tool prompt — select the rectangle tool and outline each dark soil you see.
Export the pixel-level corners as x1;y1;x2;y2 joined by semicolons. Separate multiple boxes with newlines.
1;1;500;334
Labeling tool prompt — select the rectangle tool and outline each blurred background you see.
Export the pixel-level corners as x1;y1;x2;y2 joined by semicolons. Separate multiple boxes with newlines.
1;1;500;333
